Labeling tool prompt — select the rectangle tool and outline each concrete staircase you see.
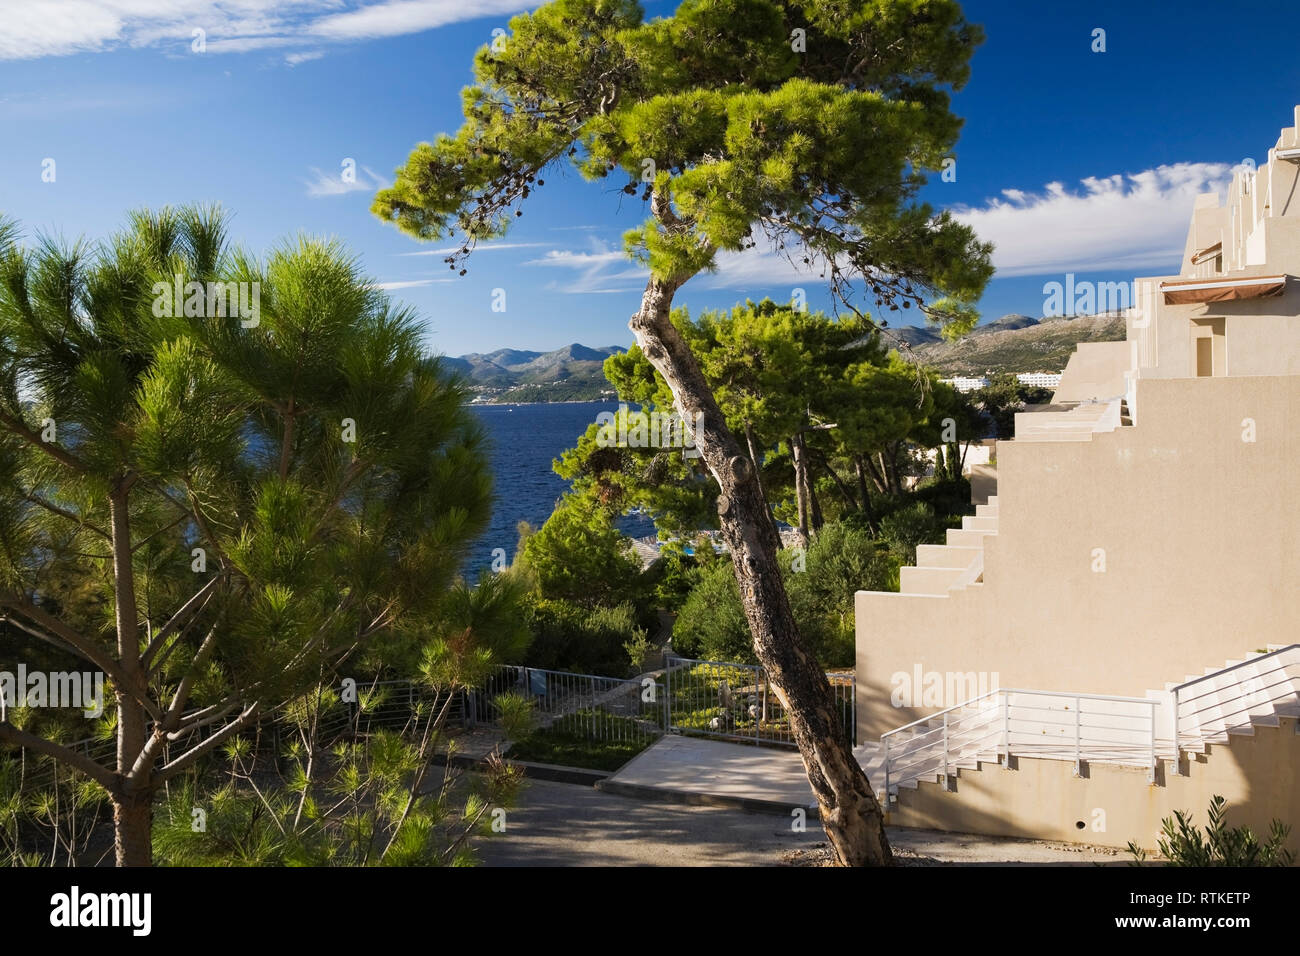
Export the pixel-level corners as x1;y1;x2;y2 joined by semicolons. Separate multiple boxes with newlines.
899;496;997;596
1011;397;1124;442
858;644;1300;801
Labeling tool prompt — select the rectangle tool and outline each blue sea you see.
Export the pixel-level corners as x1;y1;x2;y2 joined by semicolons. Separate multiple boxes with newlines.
464;401;657;577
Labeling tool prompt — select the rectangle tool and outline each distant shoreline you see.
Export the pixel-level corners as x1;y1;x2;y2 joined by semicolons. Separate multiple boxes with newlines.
464;398;618;408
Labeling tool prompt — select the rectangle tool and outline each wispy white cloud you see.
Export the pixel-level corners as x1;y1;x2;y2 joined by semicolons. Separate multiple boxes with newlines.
310;0;531;40
396;241;547;256
517;161;1238;293
521;239;823;295
0;1;533;62
304;163;390;197
523;246;646;294
285;49;325;65
375;278;455;290
951;162;1233;278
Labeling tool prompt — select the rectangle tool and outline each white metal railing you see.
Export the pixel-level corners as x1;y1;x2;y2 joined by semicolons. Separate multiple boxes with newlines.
880;687;1160;799
662;655;855;747
1169;645;1300;774
477;665;663;746
7;679;464;792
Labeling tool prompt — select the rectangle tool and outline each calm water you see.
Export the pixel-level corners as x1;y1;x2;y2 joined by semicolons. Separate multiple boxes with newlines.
465;401;656;577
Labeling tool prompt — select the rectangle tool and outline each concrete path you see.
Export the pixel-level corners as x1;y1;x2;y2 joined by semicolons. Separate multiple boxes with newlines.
475;777;823;866
599;734;816;812
473;777;1124;866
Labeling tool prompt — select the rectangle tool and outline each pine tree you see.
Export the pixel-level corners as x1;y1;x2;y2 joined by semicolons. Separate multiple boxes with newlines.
0;206;491;865
373;0;992;865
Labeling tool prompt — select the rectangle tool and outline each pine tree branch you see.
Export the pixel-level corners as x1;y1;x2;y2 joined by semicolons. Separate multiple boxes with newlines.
142;574;224;673
0;594;125;685
0;721;117;791
0;409;90;474
19;492;110;539
154;702;259;783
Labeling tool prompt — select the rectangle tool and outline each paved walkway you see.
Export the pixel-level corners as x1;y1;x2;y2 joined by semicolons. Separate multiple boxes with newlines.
476;778;823;866
474;778;1124;866
599;734;816;811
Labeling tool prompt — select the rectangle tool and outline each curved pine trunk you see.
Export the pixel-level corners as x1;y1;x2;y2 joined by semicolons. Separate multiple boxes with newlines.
110;482;153;867
629;277;892;867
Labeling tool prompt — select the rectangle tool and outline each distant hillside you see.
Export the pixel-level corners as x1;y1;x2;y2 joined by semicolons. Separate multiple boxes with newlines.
449;343;625;402
452;312;1127;402
901;313;1126;375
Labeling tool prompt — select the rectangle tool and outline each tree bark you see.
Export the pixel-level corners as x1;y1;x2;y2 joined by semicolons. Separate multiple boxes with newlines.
110;477;151;867
744;421;780;542
629;275;892;867
864;453;889;496
813;449;856;511
113;789;153;868
809;466;824;532
790;431;811;547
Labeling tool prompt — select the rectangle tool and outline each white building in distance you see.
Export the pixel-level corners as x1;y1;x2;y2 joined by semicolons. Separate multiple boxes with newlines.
1015;372;1062;389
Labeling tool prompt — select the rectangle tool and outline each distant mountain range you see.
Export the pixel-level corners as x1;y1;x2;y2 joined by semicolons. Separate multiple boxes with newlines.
900;312;1126;375
453;313;1128;402
447;343;625;403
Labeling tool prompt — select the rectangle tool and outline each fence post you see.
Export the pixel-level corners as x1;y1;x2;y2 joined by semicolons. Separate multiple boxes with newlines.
1002;692;1011;769
851;675;857;747
754;665;761;747
883;734;891;803
1073;696;1082;776
1148;703;1157;783
941;712;950;791
664;657;673;734
1170;687;1180;776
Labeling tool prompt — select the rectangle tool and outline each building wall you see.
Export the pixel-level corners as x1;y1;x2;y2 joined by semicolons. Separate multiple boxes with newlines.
886;717;1300;854
855;373;1300;740
1136;276;1300;380
1053;341;1130;402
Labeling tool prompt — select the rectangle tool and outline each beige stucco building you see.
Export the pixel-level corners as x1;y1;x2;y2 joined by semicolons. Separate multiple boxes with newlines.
855;107;1300;853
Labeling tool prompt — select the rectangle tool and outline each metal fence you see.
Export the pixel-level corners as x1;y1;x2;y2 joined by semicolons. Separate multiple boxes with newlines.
6;679;465;793
663;655;855;747
7;658;856;790
475;665;663;748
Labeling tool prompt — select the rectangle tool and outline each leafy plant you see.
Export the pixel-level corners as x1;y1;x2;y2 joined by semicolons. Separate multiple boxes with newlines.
1127;795;1294;867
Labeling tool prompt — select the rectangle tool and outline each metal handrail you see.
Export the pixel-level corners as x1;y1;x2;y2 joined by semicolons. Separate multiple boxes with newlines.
1170;645;1299;694
1169;645;1300;775
880;686;1160;799
880;687;1001;741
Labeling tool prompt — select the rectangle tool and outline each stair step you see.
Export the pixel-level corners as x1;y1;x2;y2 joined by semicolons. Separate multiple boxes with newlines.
900;565;970;595
975;503;999;518
961;515;998;532
945;528;995;548
915;544;983;569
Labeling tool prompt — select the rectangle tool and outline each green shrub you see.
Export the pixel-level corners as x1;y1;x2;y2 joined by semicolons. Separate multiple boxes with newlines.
672;519;898;669
878;501;944;565
521;597;645;676
519;492;643;607
1127;795;1295;866
671;558;754;663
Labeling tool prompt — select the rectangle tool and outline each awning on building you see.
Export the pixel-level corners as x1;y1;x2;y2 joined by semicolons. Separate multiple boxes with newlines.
1160;274;1287;305
1189;241;1222;266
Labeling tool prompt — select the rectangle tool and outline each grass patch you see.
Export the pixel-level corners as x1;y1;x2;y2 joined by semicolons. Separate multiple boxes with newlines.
505;710;657;772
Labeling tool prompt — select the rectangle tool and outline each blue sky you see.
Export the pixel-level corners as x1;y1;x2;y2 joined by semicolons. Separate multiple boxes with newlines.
2;0;1299;357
